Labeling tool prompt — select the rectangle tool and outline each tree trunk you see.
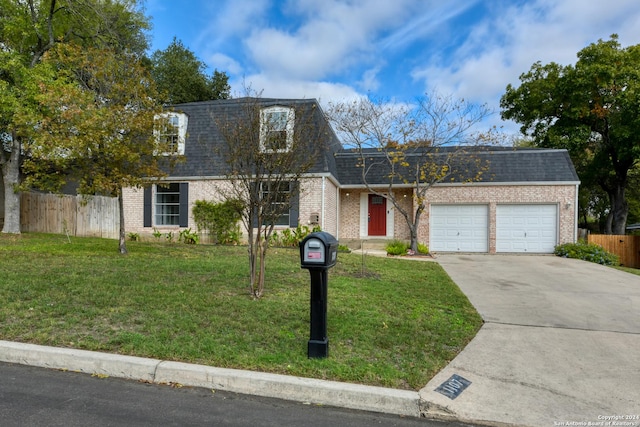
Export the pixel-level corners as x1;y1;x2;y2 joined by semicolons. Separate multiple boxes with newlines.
609;185;628;235
255;240;267;299
248;233;258;296
118;190;128;254
408;226;418;253
409;206;425;252
1;140;22;234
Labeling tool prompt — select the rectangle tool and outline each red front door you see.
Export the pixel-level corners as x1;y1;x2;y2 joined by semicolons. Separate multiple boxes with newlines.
368;194;387;236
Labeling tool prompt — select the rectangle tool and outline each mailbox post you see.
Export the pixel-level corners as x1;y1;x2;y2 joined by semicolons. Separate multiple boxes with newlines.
299;232;338;358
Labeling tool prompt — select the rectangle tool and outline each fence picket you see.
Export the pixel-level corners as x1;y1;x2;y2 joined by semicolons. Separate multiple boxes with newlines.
588;234;640;268
20;192;119;239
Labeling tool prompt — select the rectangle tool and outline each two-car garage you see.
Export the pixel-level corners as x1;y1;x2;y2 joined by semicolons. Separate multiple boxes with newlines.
430;204;559;253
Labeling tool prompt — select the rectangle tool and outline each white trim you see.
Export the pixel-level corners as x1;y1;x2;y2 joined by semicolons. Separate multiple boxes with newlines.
359;193;368;238
359;192;393;239
574;184;579;243
321;176;326;230
339;181;580;190
260;106;295;153
154;112;188;155
386;193;394;238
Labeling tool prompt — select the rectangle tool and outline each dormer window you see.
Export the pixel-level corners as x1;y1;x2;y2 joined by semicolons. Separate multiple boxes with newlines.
260;106;294;152
155;112;188;155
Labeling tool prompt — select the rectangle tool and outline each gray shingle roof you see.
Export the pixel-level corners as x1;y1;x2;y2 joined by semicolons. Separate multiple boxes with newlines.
334;147;579;187
166;99;578;187
165;98;342;178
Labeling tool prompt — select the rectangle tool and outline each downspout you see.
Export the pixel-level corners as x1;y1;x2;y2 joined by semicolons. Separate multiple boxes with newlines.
336;183;340;238
321;176;326;230
574;183;579;242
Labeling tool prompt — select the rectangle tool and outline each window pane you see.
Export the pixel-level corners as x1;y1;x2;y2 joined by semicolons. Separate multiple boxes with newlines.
155;183;181;226
266;130;287;151
266;111;287;130
160;118;180;153
260;181;291;227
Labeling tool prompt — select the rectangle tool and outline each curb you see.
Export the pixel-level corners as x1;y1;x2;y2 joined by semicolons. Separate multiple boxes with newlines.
0;340;421;418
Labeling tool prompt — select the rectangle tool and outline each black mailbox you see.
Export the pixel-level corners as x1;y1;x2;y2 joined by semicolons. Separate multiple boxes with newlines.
299;231;338;359
300;232;338;269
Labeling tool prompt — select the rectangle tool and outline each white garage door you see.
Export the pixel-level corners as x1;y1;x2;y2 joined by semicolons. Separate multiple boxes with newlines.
430;205;488;252
496;204;557;253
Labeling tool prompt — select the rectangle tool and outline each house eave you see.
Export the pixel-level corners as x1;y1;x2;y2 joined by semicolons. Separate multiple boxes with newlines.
337;180;581;190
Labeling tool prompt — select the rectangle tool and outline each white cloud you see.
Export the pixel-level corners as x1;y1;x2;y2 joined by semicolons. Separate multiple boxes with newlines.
410;0;640;133
231;74;361;107
208;53;242;75
196;0;270;48
244;0;421;81
358;67;381;92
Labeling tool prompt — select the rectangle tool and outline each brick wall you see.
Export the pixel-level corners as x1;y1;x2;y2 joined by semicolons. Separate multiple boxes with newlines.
122;180;226;238
338;184;577;252
123;177;341;239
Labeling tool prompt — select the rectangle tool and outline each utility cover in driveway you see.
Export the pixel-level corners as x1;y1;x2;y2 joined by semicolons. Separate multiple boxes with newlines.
430;205;488;252
496;204;557;253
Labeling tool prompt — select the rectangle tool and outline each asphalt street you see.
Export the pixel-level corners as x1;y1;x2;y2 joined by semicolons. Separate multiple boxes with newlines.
0;362;477;427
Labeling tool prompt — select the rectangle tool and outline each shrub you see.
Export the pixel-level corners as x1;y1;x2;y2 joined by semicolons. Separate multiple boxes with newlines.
337;244;351;253
128;232;140;242
179;228;199;244
386;240;409;256
192;199;243;245
270;224;321;247
554;241;619;266
417;243;429;254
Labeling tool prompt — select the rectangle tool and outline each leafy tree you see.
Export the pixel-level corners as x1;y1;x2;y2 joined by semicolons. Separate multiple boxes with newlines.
21;44;176;254
1;49;63;232
327;91;496;252
0;0;150;234
214;96;325;299
501;35;640;234
150;37;230;104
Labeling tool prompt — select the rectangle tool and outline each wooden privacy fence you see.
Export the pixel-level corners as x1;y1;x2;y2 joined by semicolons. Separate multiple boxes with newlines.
20;192;119;239
588;234;640;268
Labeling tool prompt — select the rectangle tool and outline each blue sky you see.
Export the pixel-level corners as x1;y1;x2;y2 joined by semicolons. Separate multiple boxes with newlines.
146;0;640;134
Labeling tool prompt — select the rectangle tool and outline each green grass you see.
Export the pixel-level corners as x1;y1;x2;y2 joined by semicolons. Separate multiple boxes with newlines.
0;233;482;390
614;266;640;276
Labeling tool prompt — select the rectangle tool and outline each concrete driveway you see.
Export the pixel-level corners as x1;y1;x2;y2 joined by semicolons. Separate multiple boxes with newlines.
420;255;640;426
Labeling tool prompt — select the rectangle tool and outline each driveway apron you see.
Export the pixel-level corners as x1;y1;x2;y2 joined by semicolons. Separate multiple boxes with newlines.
419;255;640;426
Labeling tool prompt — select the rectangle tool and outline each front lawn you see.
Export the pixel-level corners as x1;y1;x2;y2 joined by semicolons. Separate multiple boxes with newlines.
614;266;640;276
0;233;482;390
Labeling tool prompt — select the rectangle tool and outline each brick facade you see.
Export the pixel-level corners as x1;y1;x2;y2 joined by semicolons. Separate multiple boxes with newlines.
123;176;341;240
298;176;339;236
337;183;577;253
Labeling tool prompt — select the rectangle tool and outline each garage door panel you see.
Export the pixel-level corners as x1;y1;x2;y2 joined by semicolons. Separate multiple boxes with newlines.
497;204;557;253
431;205;488;252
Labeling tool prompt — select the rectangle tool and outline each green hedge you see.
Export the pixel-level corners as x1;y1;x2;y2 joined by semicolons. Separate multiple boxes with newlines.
554;241;619;266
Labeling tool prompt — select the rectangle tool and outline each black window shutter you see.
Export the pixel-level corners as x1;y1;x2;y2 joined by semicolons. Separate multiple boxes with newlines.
143;187;152;227
289;181;299;228
179;183;189;227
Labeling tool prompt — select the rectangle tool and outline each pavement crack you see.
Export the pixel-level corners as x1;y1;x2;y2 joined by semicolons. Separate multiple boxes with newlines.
484;321;640;335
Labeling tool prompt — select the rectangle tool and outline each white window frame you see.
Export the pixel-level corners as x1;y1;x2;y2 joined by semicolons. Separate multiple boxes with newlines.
260;106;294;153
260;181;292;227
154;183;181;226
154;112;188;155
